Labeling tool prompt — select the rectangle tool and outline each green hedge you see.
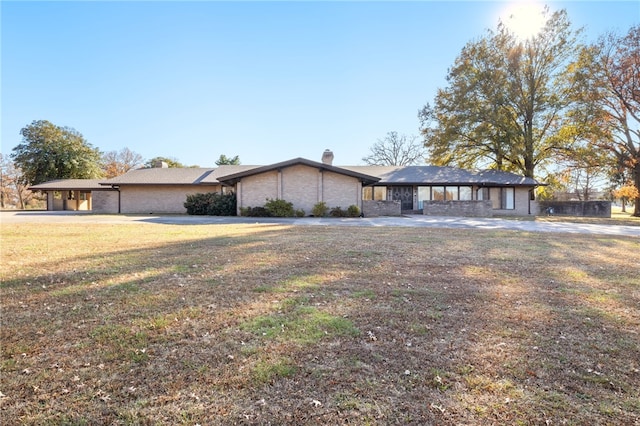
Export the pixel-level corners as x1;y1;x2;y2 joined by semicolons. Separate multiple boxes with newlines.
184;192;237;216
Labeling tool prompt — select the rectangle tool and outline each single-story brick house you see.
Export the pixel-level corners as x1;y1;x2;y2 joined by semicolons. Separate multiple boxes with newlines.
30;152;542;217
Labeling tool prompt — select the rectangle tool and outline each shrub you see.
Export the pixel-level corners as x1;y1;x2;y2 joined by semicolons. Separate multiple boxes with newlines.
295;209;305;217
184;193;211;215
184;192;237;216
208;192;237;216
311;202;329;217
329;206;345;217
239;206;251;217
264;198;295;217
246;206;271;217
347;205;361;217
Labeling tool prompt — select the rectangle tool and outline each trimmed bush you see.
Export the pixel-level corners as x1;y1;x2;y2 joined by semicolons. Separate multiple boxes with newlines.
347;205;361;217
264;198;295;217
311;201;329;217
246;206;271;217
295;209;305;217
329;206;345;217
184;192;237;216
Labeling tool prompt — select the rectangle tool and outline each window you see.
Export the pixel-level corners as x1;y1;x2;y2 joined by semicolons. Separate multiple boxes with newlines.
418;186;431;202
477;187;515;209
445;187;458;200
477;188;489;201
363;187;372;200
459;186;472;200
501;187;515;209
419;186;474;202
363;186;387;201
432;186;445;201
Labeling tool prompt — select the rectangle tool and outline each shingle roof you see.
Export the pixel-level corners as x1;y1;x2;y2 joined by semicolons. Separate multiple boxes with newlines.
30;162;542;191
341;166;540;186
100;168;217;186
29;179;110;191
199;165;262;184
214;158;380;185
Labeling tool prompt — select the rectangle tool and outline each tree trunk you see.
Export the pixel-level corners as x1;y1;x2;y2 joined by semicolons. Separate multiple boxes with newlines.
634;163;640;217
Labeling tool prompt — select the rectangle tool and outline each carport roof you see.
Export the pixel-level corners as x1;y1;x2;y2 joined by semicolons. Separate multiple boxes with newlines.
30;179;110;191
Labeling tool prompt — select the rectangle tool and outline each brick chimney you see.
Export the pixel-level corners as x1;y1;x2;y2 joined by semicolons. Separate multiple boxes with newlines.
321;149;334;165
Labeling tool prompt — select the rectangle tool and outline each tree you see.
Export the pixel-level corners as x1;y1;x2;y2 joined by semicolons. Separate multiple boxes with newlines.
419;8;580;178
555;143;611;200
1;153;35;209
570;25;640;216
145;156;186;168
362;132;426;166
102;148;143;178
215;154;240;166
613;185;639;213
11;120;103;186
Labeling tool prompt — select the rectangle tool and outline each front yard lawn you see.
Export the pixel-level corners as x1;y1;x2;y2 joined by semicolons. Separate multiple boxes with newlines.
1;223;639;424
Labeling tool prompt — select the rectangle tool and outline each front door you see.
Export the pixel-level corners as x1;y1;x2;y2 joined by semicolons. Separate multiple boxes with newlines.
391;186;413;211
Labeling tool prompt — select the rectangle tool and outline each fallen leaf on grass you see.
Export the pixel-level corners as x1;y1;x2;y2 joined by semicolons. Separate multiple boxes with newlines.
430;403;445;413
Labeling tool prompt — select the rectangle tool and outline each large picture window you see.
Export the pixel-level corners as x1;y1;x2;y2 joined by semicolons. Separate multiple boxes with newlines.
419;186;475;203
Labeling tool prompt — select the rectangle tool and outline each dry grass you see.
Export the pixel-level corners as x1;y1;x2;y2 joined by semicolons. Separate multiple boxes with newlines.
1;223;639;425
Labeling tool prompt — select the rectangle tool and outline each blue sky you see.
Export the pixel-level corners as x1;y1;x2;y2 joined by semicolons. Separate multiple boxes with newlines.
2;1;638;167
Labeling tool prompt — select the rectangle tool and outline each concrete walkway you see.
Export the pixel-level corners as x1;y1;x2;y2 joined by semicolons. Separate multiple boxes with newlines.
2;211;639;237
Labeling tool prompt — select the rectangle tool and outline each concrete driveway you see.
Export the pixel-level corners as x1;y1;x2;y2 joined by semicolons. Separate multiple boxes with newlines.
2;211;639;237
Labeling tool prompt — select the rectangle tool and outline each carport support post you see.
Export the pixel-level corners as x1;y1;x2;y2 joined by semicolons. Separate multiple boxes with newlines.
112;185;121;214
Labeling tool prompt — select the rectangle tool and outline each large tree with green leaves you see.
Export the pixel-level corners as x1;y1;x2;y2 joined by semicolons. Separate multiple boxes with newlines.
11;120;103;186
145;156;186;168
215;154;240;166
570;25;640;216
419;8;580;179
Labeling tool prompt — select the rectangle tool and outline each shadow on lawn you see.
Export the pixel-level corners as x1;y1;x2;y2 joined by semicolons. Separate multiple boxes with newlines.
1;226;639;425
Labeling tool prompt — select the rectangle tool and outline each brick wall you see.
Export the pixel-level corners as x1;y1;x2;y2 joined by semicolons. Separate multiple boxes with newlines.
322;171;362;211
239;171;278;208
119;185;220;214
237;165;362;215
423;200;493;217
92;191;119;214
282;165;319;213
538;201;611;217
363;200;401;217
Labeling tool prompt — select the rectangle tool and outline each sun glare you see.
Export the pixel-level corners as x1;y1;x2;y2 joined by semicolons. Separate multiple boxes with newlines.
500;2;547;40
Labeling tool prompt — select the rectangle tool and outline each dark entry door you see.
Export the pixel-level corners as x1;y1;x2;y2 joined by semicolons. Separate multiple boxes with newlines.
391;186;413;211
